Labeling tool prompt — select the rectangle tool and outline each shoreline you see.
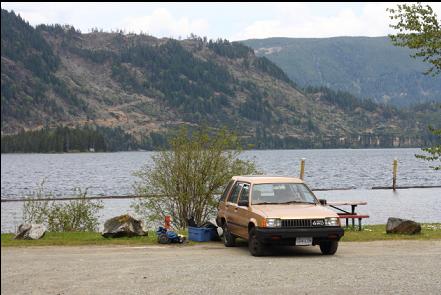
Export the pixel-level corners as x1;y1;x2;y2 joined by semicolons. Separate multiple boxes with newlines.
0;146;428;155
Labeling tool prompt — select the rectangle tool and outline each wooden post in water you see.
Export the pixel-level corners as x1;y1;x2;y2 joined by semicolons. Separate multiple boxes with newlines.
300;158;306;180
392;158;398;190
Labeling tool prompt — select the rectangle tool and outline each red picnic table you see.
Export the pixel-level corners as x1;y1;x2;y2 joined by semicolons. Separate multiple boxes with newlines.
326;201;369;231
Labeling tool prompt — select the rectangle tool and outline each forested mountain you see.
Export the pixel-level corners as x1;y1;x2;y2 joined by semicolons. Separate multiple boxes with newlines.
1;10;440;152
242;37;441;107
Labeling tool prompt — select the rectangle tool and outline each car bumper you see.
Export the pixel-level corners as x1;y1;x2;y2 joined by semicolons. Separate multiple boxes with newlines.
255;227;344;245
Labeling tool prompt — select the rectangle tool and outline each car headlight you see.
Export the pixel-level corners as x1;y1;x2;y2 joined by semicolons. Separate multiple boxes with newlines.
325;217;340;227
265;218;282;228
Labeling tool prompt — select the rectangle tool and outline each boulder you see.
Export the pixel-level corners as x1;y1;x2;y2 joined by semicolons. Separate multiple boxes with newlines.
386;217;421;234
102;214;147;238
14;224;46;240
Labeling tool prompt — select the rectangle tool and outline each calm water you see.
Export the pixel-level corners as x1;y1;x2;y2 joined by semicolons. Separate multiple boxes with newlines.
1;149;440;233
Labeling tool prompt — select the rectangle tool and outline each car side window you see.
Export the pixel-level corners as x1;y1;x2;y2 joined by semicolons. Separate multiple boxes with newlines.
238;184;250;204
228;183;242;204
220;180;235;202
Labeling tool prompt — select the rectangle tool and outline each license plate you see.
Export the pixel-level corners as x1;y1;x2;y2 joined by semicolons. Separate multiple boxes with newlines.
296;237;312;246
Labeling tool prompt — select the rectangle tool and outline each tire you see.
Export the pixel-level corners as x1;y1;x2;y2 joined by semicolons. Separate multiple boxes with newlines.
223;224;236;247
320;240;338;255
248;227;265;256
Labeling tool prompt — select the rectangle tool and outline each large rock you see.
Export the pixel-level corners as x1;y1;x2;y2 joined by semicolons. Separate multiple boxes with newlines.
14;224;46;240
102;214;147;238
386;217;421;234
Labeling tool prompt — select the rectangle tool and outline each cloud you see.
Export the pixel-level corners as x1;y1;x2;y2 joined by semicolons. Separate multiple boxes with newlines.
120;8;209;38
231;2;441;40
2;2;441;40
2;2;84;26
2;3;210;38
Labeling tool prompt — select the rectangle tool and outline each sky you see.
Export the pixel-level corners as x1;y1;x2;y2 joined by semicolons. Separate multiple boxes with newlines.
2;2;441;40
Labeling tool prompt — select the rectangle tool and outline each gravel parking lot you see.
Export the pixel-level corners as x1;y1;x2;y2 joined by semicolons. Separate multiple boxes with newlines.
2;240;441;295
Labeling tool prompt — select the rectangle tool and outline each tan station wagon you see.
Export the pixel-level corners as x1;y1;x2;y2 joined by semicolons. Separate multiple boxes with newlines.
216;176;344;256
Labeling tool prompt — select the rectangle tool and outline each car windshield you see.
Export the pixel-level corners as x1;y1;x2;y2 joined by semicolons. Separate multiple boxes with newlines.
252;183;317;204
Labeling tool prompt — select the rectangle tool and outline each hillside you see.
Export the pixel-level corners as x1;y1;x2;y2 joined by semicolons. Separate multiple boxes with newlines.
1;10;439;151
242;37;441;107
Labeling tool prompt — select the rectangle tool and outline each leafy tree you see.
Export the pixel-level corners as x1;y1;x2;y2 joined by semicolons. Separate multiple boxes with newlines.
388;3;441;170
387;3;441;75
415;124;441;170
132;127;259;229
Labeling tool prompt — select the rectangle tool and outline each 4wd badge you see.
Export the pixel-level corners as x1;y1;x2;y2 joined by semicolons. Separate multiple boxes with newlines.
312;220;325;226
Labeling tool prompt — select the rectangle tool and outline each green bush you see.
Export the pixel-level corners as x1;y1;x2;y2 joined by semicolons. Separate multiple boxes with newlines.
23;183;103;232
132;127;259;229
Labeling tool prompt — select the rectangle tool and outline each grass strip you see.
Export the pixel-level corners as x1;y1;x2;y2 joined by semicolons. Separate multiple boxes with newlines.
2;224;440;247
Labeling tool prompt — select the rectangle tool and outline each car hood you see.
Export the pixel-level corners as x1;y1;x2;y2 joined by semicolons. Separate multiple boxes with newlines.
251;204;338;219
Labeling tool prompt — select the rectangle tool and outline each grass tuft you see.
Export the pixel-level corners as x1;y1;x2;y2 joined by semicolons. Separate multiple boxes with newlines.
341;223;441;242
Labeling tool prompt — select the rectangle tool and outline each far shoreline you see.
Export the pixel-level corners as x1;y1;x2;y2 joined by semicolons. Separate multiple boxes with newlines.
0;146;426;155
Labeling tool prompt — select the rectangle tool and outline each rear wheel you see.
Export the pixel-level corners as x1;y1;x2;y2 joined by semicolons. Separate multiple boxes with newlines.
248;228;266;256
223;224;236;247
320;240;338;255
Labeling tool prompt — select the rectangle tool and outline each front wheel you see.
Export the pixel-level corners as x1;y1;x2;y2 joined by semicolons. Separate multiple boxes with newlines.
223;224;236;247
320;240;338;255
248;228;266;256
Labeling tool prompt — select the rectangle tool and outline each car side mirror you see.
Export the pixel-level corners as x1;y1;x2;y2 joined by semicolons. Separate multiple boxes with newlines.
238;200;249;207
319;199;327;205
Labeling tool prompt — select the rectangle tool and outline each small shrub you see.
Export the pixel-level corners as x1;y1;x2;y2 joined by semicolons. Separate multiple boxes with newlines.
23;182;103;232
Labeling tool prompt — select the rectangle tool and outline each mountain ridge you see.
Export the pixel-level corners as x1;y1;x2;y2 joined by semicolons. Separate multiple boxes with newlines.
1;10;439;151
242;36;441;106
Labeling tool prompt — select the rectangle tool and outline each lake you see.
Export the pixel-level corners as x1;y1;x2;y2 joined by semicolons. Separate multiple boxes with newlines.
1;148;440;233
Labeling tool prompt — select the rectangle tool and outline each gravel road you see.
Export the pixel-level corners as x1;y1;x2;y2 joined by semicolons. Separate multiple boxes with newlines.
2;240;440;295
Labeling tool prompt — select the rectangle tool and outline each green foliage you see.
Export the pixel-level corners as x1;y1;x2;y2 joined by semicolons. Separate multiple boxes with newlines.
23;182;103;232
111;63;145;93
68;47;117;64
3;224;441;246
387;3;441;75
388;3;441;170
1;231;157;246
1;126;107;153
243;37;441;106
207;39;253;58
304;86;383;112
239;97;272;123
1;10;87;128
1;10;59;81
415;126;441;170
114;39;233;115
132;127;259;229
254;56;293;84
340;224;441;242
1;126;179;153
36;23;81;37
95;126;139;151
2;8;440;152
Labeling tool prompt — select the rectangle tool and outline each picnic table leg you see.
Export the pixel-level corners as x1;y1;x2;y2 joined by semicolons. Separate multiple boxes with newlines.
351;205;356;228
345;218;349;228
358;218;362;231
